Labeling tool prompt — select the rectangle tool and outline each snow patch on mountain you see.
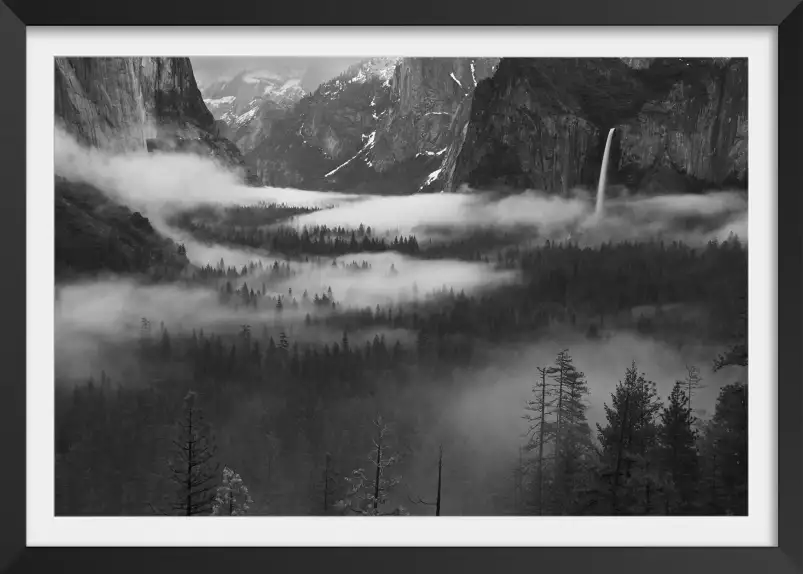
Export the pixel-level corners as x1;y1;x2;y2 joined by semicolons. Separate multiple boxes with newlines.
325;131;376;178
419;167;443;191
416;148;448;158
204;95;236;107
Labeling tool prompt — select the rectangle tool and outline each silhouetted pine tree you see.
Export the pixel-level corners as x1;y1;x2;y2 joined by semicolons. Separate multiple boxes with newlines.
553;351;593;514
658;383;700;514
523;366;555;514
593;362;663;515
408;445;444;516
167;391;219;516
699;382;747;515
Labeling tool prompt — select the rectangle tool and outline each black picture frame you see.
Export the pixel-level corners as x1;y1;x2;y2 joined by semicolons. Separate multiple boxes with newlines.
0;2;798;572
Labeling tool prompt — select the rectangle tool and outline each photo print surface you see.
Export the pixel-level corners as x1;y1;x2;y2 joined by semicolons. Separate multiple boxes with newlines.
54;56;748;517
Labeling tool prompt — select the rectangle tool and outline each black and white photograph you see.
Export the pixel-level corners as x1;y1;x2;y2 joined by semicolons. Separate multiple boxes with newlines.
53;54;749;519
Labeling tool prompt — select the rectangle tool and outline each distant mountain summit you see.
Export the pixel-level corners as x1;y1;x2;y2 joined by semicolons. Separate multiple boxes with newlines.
244;57;497;194
201;66;307;152
203;68;306;118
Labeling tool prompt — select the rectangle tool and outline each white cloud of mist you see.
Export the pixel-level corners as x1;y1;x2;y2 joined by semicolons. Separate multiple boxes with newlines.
292;191;591;238
56;126;747;268
54;247;516;380
454;330;742;438
250;251;518;309
293;187;748;248
54;127;360;217
351;328;746;515
574;191;748;246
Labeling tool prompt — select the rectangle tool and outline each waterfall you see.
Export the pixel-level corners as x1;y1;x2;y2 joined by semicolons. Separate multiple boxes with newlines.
595;128;615;217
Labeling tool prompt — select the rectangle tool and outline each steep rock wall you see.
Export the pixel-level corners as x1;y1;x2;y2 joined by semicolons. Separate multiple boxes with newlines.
444;58;747;194
55;57;245;169
54;57;252;279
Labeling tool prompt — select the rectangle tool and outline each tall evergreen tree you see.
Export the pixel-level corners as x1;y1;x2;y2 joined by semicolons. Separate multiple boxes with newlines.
553;352;593;513
167;391;219;516
523;366;555;515
594;362;663;515
658;383;700;514
699;382;748;515
682;365;706;417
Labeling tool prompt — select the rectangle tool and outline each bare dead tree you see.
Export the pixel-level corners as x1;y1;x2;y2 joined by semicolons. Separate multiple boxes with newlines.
341;415;406;516
408;445;443;516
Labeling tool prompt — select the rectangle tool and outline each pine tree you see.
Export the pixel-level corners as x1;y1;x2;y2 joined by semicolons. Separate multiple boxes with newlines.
160;328;171;360
339;415;407;516
699;382;747;515
553;351;593;513
713;294;747;371
167;391;219;516
549;350;573;456
682;365;706;417
139;317;152;352
523;366;554;515
595;362;662;515
521;349;593;515
658;383;700;514
240;324;252;345
321;452;339;515
211;466;254;516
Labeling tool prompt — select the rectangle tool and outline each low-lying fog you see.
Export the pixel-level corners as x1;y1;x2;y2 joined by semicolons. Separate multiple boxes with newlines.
55;127;748;503
56;127;747;259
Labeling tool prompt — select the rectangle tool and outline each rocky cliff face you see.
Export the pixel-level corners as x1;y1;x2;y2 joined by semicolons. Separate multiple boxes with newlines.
55;57;247;171
371;58;498;171
443;58;747;194
54;57;248;279
617;58;747;191
244;58;399;189
245;57;497;193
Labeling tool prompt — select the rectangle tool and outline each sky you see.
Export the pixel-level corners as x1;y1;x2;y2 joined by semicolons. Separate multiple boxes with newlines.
190;57;364;91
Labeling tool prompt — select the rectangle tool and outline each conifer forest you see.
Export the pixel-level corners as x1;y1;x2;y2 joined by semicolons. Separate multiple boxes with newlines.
54;56;748;517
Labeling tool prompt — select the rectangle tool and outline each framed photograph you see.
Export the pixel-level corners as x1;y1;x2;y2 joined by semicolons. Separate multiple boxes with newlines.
0;0;799;572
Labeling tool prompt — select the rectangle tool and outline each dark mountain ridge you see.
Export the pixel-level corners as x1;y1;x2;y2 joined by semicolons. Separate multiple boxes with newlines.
444;57;748;194
243;57;746;196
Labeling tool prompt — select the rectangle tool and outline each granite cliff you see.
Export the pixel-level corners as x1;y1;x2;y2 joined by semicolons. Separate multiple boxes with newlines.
442;58;748;194
54;57;248;280
242;57;746;196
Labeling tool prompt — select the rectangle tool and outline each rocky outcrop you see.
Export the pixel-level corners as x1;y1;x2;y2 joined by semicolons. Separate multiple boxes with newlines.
371;58;498;171
55;57;248;172
443;58;748;194
617;58;747;192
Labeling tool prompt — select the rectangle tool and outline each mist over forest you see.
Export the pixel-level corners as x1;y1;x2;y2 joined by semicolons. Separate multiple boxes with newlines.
54;56;748;519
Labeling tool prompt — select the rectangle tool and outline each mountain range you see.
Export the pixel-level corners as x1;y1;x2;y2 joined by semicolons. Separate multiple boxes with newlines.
53;56;747;278
201;56;748;196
